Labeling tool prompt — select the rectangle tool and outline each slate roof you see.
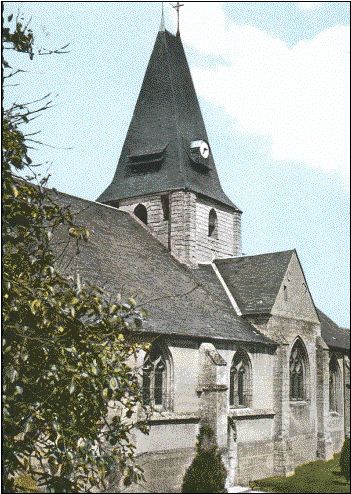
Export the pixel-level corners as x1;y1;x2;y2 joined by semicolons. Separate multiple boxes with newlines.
213;251;295;315
317;309;350;351
97;29;238;211
51;190;273;347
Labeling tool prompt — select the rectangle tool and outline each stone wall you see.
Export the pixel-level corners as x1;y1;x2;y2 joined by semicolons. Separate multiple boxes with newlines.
119;194;171;250
344;355;350;438
236;438;274;485
109;326;348;492
195;197;242;263
248;313;320;475
119;190;242;266
136;447;196;493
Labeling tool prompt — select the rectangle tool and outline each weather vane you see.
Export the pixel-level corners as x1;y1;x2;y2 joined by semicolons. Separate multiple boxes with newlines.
170;1;184;34
160;2;165;31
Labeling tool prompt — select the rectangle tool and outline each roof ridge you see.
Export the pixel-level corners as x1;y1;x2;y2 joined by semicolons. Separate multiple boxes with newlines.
214;249;295;263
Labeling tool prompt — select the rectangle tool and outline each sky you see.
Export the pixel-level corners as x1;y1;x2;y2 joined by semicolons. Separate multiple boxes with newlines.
3;2;350;327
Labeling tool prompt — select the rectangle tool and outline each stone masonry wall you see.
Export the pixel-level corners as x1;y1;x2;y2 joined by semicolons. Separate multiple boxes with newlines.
119;191;242;266
316;337;334;460
344;355;350;438
196;197;242;263
248;314;320;475
120;191;198;266
236;438;274;485
327;351;346;453
170;191;197;265
119;194;170;250
135;447;196;493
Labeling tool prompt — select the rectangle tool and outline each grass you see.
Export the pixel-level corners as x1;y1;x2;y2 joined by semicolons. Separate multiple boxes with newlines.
250;453;350;493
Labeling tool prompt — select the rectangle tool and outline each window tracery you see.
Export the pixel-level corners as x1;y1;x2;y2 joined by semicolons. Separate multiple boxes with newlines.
290;339;308;401
329;355;341;413
142;345;170;409
230;349;252;408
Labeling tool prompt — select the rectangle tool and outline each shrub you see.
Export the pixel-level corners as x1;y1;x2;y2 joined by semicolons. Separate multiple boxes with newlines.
181;424;227;493
340;437;350;482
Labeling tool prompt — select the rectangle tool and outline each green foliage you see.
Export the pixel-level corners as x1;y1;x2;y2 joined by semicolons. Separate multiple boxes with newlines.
2;13;149;493
340;438;350;482
181;425;227;493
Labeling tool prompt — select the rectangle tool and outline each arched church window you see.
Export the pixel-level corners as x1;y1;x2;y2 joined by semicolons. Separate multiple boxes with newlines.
289;339;309;401
134;204;148;225
142;344;171;409
230;349;252;408
329;355;341;413
208;209;218;238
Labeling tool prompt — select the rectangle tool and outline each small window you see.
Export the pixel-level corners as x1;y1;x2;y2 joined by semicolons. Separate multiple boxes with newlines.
290;339;309;401
142;345;171;409
208;209;218;238
230;349;252;408
134;204;147;225
283;285;288;301
161;195;169;221
329;355;341;413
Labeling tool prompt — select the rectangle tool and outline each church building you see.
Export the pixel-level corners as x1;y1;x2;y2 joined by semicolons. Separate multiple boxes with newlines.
54;16;349;493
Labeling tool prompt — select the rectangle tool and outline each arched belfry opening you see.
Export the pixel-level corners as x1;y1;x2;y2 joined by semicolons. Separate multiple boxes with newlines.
208;208;218;238
134;204;148;225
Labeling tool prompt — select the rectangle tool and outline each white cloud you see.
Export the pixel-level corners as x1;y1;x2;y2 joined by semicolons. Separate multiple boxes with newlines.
297;2;324;12
179;3;350;181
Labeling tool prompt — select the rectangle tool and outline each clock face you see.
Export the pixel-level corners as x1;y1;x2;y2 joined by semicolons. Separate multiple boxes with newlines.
200;141;209;159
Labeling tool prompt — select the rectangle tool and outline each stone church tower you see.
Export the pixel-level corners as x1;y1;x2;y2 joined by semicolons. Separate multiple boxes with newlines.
97;25;242;266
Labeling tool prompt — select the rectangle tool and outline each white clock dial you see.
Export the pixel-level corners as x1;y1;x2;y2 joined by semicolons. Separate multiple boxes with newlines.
200;141;209;158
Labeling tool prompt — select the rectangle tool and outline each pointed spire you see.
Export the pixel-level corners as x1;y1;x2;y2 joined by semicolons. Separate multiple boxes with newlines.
159;2;165;32
97;28;238;211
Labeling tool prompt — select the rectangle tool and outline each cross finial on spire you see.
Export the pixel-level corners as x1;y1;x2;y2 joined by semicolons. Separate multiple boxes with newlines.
171;1;184;34
159;2;165;31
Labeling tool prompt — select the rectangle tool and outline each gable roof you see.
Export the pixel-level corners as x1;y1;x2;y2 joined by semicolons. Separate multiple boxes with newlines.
213;251;295;315
317;308;350;351
51;189;274;347
97;29;238;211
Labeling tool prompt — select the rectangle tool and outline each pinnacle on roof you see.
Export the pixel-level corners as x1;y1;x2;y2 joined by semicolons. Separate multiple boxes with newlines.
98;27;238;211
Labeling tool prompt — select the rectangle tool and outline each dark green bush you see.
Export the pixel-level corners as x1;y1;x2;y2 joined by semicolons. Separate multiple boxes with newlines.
181;424;227;493
340;437;350;482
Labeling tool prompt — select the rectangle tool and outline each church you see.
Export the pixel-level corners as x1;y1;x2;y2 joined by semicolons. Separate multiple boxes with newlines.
53;16;349;493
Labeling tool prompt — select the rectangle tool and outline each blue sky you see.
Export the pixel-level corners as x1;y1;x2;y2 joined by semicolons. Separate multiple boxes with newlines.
3;2;350;327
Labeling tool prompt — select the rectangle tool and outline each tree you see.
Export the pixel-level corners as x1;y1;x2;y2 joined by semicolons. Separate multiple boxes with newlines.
340;437;350;483
2;12;149;493
181;424;227;493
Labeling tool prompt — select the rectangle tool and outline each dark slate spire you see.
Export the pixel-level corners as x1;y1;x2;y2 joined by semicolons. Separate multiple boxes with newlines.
97;29;239;211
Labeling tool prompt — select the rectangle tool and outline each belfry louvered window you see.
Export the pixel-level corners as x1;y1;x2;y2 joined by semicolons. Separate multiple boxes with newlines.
230;349;252;408
290;339;308;401
329;355;341;412
142;345;169;408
